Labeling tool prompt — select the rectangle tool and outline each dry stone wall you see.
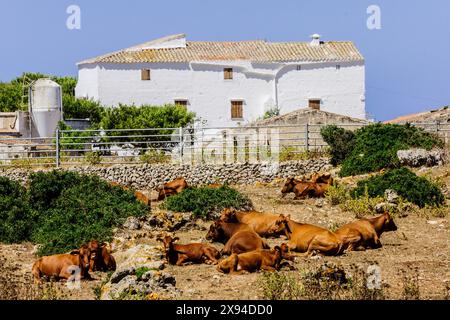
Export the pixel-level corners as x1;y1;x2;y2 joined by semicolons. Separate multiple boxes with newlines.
0;158;331;189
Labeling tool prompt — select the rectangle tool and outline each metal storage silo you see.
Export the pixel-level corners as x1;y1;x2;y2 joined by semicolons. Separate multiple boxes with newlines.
29;79;63;138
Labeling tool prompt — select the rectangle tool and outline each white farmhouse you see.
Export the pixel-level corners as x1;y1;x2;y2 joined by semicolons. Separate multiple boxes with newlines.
75;34;366;127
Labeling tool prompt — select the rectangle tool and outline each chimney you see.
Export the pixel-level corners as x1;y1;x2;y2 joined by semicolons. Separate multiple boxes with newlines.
310;34;321;46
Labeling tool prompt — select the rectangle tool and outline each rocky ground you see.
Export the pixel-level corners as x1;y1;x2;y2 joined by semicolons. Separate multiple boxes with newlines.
1;164;449;300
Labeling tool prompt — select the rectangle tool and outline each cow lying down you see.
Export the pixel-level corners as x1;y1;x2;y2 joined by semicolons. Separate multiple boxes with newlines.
32;245;92;284
217;246;284;274
335;212;398;252
158;235;220;266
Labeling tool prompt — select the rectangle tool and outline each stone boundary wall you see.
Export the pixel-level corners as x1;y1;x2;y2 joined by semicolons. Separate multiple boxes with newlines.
0;158;331;190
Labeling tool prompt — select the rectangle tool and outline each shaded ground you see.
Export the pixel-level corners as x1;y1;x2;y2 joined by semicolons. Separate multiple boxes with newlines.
1;164;449;300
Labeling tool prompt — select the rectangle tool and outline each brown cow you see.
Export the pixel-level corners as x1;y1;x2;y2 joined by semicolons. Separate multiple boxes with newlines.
281;177;331;199
205;220;269;255
205;220;253;243
157;178;188;201
32;245;92;284
220;208;288;237
86;240;116;272
281;217;343;256
158;235;220;266
217;246;283;274
310;172;334;185
335;212;398;252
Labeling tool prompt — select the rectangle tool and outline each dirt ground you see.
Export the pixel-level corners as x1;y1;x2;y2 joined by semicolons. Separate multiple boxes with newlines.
1;165;449;300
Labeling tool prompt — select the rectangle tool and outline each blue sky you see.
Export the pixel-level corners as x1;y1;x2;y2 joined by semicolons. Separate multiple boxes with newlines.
0;0;449;121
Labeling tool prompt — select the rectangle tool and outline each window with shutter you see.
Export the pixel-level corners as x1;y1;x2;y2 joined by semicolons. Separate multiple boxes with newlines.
224;68;233;80
174;100;188;108
141;69;150;80
231;101;243;119
309;99;321;110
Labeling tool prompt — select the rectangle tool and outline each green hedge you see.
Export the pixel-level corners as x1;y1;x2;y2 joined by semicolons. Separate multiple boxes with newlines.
352;167;444;208
335;123;443;177
0;171;148;255
0;177;33;243
320;125;356;166
162;186;253;218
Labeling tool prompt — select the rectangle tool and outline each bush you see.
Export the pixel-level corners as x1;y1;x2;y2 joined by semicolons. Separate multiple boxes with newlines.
30;171;148;255
0;177;33;243
62;95;104;123
339;124;443;177
325;184;351;205
0;82;23;112
320;125;356;166
0;171;148;254
162;186;253;218
352;167;444;208
100;104;195;142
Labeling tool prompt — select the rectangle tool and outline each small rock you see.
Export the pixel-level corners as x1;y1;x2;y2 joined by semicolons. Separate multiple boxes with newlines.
123;216;141;230
110;267;136;284
384;189;399;204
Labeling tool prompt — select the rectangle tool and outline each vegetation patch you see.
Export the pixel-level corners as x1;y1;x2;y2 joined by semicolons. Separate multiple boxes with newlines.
320;125;356;166
352;167;444;208
0;177;33;243
320;123;444;177
161;185;253;218
0;171;148;255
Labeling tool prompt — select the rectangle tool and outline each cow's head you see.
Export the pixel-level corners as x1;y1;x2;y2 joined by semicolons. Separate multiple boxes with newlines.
219;208;238;222
281;178;297;196
267;214;290;235
206;220;224;242
382;212;398;232
71;245;92;270
157;235;179;250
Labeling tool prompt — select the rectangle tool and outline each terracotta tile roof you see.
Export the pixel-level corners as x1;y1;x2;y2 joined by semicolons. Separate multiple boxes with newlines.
78;36;364;65
385;106;450;124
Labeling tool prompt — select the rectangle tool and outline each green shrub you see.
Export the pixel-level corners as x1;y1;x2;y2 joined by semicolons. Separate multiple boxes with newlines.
0;82;23;112
139;149;170;164
62;95;104;123
0;177;33;243
339;124;444;177
162;186;252;218
325;184;351;205
320;125;356;166
28;171;82;212
30;171;148;255
85;151;102;165
100;104;195;136
352;167;444;208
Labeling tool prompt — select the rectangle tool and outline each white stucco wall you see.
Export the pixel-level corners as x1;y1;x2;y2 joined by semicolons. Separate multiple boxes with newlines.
276;61;366;119
75;60;366;126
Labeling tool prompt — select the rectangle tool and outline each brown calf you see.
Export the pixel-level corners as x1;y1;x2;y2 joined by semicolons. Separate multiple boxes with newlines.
157;178;188;201
220;208;289;237
335;212;398;252
217;246;283;274
158;235;220;266
281;218;342;256
86;240;116;272
32;245;92;284
222;230;270;255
